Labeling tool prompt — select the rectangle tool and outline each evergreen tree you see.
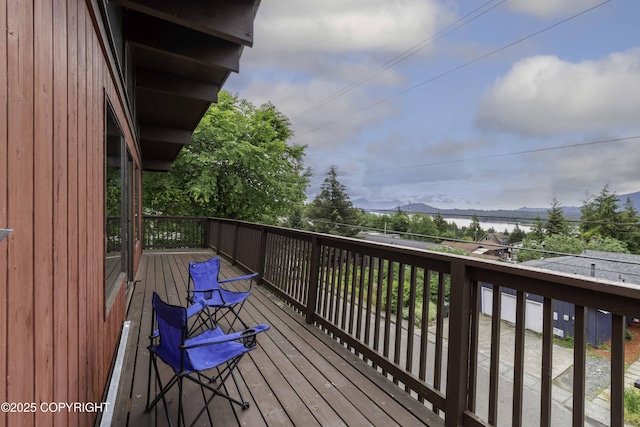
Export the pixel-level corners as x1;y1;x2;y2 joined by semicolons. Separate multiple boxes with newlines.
510;224;526;243
468;214;482;241
433;212;448;234
390;208;410;233
306;166;359;237
528;216;545;242
545;197;570;236
580;184;620;241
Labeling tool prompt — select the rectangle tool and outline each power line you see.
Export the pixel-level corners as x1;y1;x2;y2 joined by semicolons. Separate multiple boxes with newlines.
290;0;506;122
295;0;613;139
310;134;639;179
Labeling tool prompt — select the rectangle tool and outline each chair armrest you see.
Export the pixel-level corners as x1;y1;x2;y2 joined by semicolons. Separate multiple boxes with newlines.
219;272;258;290
182;324;269;350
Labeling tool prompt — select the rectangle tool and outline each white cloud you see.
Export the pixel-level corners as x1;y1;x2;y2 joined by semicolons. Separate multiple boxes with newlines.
254;0;449;56
476;49;640;136
506;0;605;19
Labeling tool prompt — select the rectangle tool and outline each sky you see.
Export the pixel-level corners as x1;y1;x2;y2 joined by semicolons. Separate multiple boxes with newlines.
225;0;640;210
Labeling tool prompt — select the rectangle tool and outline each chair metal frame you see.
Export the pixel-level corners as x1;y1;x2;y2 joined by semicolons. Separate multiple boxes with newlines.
146;292;269;427
187;256;258;331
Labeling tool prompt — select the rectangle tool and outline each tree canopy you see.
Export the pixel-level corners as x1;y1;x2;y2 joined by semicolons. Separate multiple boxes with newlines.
143;91;310;224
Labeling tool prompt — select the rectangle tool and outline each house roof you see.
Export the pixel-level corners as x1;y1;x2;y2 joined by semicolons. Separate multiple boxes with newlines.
521;250;640;286
110;0;261;171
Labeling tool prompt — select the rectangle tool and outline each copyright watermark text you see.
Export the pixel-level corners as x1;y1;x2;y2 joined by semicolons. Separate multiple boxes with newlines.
1;401;110;413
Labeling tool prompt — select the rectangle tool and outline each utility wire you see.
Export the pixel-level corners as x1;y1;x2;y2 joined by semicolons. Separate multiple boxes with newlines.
290;0;505;122
333;135;640;178
295;0;613;139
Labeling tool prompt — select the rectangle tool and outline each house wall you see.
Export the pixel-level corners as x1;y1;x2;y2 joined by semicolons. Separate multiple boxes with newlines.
0;0;140;425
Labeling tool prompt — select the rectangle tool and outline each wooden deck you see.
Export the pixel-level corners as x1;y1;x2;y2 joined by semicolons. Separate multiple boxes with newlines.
112;249;443;426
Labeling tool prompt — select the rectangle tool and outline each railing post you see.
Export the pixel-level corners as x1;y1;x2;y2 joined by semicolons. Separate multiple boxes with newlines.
445;261;472;427
231;222;240;265
257;225;268;286
200;218;207;247
215;219;222;254
305;235;321;324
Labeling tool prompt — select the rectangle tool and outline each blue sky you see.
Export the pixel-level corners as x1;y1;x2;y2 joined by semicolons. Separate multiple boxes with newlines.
226;0;640;210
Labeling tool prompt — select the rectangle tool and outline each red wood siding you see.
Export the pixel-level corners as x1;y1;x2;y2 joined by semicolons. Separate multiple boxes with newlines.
0;1;140;425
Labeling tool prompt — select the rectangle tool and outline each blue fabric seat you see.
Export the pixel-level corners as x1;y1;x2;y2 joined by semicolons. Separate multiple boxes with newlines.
146;292;269;426
187;256;258;331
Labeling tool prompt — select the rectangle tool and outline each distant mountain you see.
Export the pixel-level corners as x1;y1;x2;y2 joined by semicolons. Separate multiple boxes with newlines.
354;190;640;221
352;198;404;211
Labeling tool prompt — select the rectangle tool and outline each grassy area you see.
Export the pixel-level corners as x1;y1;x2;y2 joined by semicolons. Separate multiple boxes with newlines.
625;387;640;426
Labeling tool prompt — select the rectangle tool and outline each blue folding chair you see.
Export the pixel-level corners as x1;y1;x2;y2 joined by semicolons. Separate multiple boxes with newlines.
146;292;269;427
187;257;258;331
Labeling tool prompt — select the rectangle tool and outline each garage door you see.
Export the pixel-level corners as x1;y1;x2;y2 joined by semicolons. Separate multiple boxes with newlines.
481;287;543;333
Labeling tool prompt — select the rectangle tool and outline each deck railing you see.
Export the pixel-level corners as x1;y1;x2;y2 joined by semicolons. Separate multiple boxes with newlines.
155;216;640;426
142;216;207;249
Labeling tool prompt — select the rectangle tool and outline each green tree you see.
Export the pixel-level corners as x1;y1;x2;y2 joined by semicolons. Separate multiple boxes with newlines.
517;234;584;263
528;216;545;242
306;166;359;237
464;214;483;241
284;207;305;230
546;197;570;236
389;208;410;233
580;184;621;241
142;91;310;223
586;236;629;253
433;212;448;234
619;197;640;253
408;214;438;241
509;224;526;243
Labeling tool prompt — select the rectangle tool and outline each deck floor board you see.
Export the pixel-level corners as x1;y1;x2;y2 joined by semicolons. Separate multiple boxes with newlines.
113;250;441;426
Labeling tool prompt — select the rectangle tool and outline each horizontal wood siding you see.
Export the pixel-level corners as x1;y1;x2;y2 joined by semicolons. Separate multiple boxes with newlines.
0;1;139;425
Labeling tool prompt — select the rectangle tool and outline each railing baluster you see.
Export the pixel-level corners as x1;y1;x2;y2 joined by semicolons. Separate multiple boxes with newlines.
610;313;625;427
305;236;320;324
394;263;405;385
573;305;587;427
382;261;394;375
363;255;375;354
372;257;384;365
512;290;526;427
434;271;446;408
348;253;359;339
340;251;350;333
540;297;554;427
405;266;417;392
330;248;342;325
489;284;502;425
418;269;429;404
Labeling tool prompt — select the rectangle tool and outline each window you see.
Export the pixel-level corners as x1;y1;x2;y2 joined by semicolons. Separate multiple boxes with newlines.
105;99;127;311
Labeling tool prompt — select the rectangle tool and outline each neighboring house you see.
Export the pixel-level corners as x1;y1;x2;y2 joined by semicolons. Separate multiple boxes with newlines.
480;232;510;246
480;251;640;347
0;2;259;425
441;241;509;260
359;232;444;251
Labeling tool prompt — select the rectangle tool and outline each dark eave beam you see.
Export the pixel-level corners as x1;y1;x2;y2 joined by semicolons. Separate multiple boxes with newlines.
127;12;242;73
141;158;174;172
111;0;257;47
136;69;219;102
140;125;192;146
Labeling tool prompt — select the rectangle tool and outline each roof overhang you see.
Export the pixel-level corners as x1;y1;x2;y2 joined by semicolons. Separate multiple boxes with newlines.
110;0;261;171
